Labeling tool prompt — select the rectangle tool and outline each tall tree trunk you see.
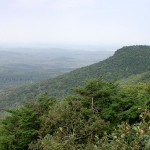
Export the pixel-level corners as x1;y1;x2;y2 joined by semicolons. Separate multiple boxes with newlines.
91;97;94;109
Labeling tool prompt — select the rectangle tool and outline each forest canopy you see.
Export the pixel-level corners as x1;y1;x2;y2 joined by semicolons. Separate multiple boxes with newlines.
0;78;150;149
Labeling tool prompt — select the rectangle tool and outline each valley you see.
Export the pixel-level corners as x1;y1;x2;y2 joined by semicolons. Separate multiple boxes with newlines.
0;48;113;89
0;45;150;149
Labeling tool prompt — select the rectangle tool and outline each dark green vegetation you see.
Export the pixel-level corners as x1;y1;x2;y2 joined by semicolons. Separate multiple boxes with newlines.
0;78;150;149
0;45;149;113
0;48;113;89
0;45;150;149
119;71;150;85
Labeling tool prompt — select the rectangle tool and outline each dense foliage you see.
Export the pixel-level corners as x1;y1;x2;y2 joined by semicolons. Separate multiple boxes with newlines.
0;78;150;149
0;45;150;114
119;71;150;85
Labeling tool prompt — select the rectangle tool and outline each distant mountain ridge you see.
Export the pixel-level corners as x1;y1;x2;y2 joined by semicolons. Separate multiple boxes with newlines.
0;45;150;113
0;49;113;89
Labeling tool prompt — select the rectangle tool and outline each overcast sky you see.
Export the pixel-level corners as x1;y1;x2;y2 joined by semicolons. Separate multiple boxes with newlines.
0;0;149;49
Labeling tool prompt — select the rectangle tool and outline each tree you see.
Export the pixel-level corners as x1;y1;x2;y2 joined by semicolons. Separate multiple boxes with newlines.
0;93;56;150
75;77;118;115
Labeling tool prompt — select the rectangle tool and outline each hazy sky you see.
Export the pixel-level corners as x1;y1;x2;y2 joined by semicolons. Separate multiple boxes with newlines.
0;0;150;48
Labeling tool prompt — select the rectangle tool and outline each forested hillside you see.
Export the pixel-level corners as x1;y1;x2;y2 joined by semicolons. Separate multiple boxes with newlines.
0;78;150;149
0;45;149;113
0;45;150;149
119;71;150;85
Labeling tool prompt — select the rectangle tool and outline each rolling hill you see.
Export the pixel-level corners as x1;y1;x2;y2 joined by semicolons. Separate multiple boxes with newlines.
0;49;113;89
0;45;150;115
